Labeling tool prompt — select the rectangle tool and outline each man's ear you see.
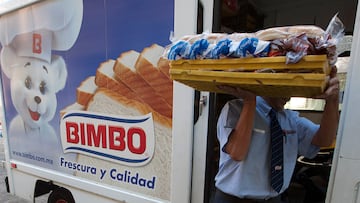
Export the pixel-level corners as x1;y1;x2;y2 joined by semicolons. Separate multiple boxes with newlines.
0;46;18;78
50;55;67;92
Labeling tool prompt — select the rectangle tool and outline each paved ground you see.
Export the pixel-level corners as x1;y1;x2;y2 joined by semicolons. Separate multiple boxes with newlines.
0;137;28;203
0;137;48;203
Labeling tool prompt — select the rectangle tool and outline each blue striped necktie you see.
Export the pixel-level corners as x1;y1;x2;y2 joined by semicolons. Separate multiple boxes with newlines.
269;108;284;193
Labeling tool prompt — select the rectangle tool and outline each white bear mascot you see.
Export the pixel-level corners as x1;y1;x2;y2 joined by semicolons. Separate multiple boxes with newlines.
1;47;67;164
0;0;83;170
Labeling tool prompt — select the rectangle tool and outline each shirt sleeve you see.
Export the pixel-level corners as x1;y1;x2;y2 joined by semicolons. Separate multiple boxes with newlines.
217;99;244;153
294;112;320;158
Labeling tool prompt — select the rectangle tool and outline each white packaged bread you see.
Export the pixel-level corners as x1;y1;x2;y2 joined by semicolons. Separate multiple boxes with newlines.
165;14;344;65
165;25;329;62
254;25;325;41
166;15;345;97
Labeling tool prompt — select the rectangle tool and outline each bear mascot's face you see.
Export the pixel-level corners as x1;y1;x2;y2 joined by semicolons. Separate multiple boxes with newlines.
1;46;67;129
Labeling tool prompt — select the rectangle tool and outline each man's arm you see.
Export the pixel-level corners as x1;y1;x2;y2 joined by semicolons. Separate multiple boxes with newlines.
312;67;340;147
218;86;256;161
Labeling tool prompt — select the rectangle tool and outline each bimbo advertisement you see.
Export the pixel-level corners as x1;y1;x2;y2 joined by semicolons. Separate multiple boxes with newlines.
0;0;174;200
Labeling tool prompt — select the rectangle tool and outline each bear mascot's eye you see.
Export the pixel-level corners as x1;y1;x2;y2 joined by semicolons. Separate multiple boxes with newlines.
25;76;31;89
39;81;46;94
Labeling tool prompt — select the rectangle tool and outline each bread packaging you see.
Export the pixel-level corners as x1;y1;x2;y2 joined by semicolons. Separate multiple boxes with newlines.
166;15;345;97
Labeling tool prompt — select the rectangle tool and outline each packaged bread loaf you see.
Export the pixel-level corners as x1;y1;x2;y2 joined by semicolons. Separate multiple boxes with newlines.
165;14;345;65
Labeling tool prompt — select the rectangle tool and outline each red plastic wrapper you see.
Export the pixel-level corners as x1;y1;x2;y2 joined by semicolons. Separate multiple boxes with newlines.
267;14;344;64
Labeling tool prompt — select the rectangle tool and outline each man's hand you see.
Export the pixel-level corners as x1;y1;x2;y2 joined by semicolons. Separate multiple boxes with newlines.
314;66;340;101
217;85;256;103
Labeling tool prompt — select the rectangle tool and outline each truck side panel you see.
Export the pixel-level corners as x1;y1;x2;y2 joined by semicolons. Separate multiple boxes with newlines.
1;0;175;202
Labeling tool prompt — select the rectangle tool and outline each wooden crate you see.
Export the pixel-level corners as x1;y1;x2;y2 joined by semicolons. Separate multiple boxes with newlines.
170;55;329;97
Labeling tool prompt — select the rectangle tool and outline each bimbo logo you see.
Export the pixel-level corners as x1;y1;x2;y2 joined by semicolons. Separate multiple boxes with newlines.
60;111;155;166
32;33;42;54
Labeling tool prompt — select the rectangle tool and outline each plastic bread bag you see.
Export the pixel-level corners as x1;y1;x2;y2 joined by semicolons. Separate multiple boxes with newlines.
165;32;193;60
323;13;345;65
227;32;270;58
229;37;270;58
166;31;271;60
187;38;209;59
286;14;344;64
165;31;229;60
166;40;190;60
203;38;232;59
325;13;345;46
265;27;324;63
285;33;314;64
165;32;211;60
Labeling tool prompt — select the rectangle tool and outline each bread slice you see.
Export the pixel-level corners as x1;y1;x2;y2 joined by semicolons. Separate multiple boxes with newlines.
113;50;172;118
157;57;171;78
135;44;173;106
60;102;85;118
95;59;142;102
76;76;97;106
140;44;165;66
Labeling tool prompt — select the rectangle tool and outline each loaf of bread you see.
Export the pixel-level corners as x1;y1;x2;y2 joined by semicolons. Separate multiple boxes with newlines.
165;24;329;61
255;25;325;41
254;26;291;41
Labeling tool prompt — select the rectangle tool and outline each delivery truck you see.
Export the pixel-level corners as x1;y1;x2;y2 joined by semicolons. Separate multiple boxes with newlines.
0;0;359;203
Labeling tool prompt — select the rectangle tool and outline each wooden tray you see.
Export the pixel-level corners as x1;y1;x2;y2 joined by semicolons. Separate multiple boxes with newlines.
170;55;329;97
170;55;330;74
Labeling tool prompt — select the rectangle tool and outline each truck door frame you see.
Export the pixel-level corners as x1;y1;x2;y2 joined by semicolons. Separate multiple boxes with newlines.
171;0;215;203
326;1;360;202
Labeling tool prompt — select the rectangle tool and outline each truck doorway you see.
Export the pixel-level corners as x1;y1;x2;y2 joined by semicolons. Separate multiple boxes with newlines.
200;0;357;202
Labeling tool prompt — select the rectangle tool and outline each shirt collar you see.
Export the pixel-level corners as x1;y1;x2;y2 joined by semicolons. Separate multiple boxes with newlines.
257;96;286;116
257;96;272;115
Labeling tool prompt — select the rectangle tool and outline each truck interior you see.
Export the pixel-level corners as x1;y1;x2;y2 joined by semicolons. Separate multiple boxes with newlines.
196;0;357;202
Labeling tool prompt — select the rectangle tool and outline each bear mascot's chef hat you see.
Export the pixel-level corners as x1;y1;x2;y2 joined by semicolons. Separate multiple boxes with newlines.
0;0;83;63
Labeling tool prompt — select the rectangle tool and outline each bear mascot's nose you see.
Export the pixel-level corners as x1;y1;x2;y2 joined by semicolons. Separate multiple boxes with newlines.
34;96;41;104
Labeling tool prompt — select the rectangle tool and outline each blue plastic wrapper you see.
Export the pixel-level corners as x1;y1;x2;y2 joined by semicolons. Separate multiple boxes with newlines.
167;40;190;60
167;36;270;60
188;39;209;59
205;38;231;59
229;37;270;58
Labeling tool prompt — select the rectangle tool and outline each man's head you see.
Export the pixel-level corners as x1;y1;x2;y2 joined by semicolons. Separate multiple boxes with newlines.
262;96;290;111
